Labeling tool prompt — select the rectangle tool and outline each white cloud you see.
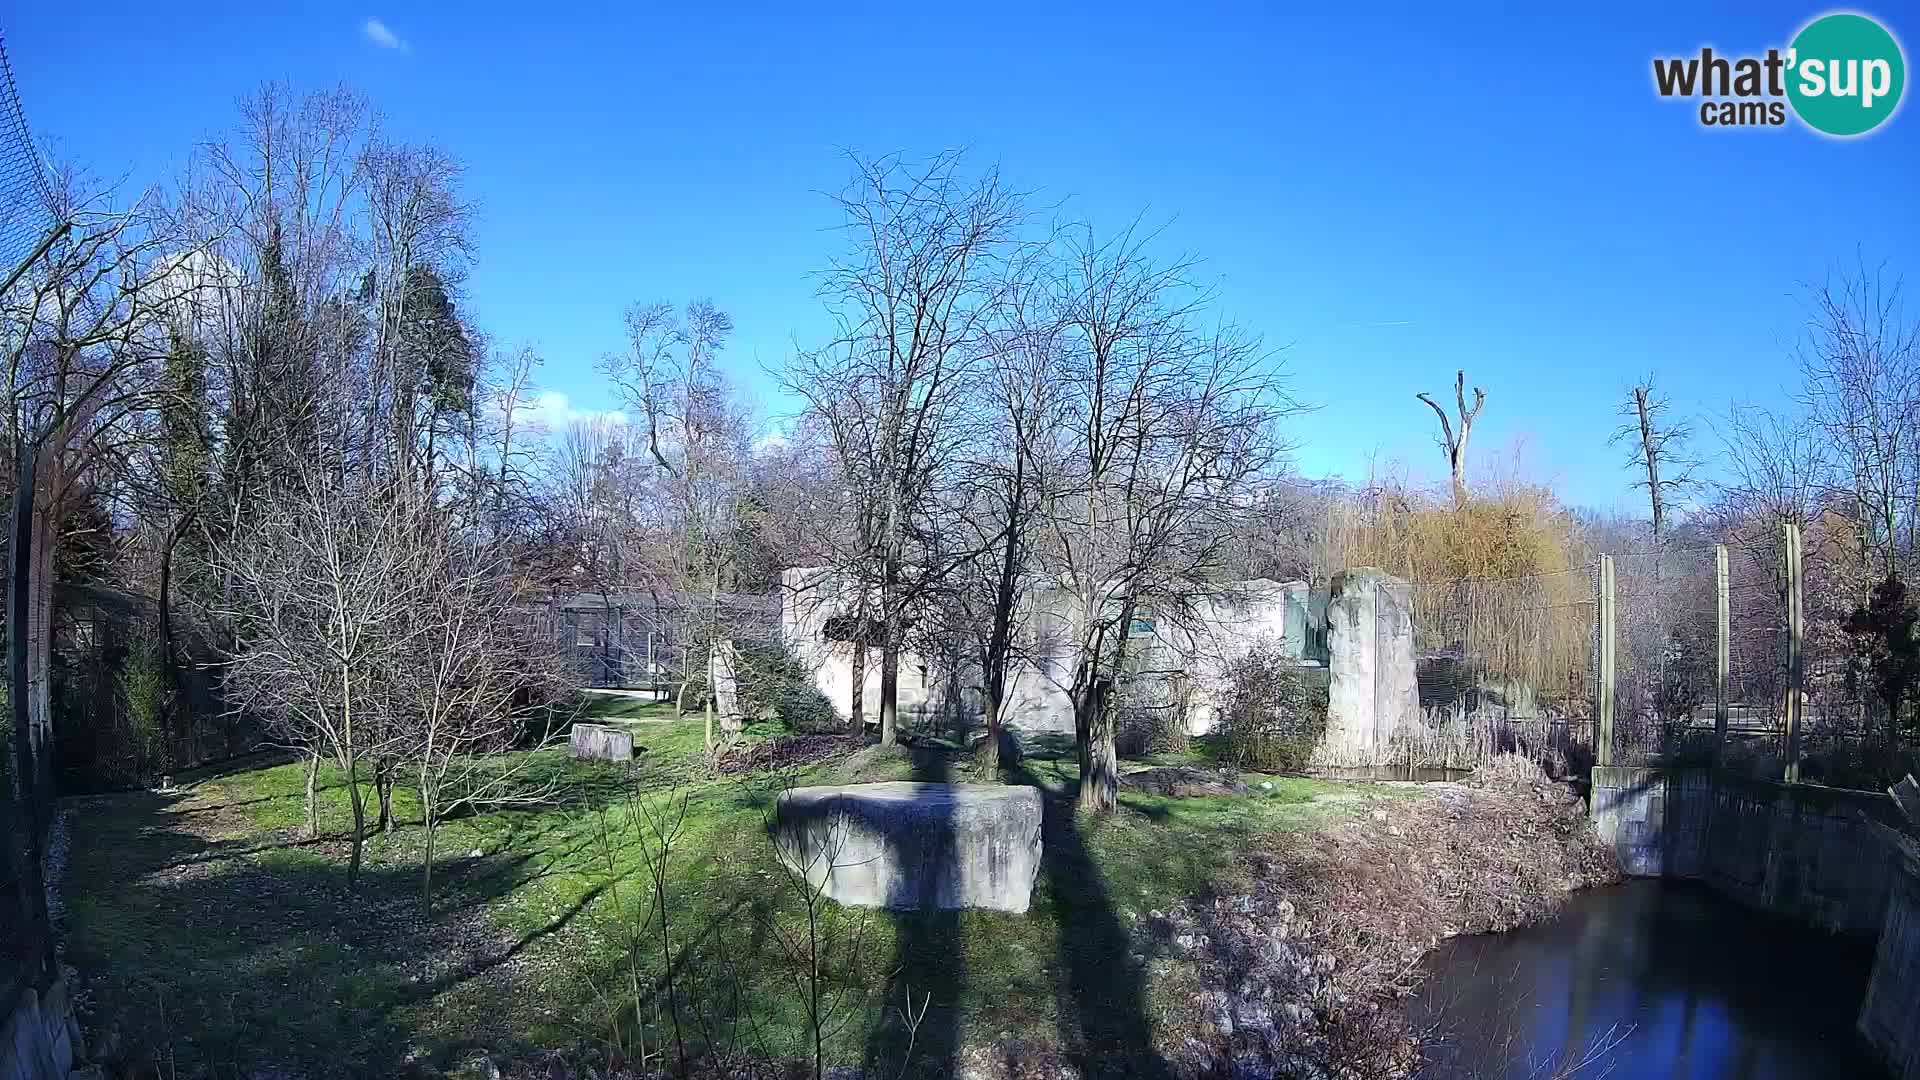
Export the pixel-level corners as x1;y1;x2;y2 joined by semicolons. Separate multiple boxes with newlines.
362;17;410;52
513;390;627;433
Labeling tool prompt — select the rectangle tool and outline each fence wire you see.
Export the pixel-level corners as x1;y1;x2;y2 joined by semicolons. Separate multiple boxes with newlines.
1608;545;1720;765
0;27;55;1002
1404;566;1597;775
0;32;55;274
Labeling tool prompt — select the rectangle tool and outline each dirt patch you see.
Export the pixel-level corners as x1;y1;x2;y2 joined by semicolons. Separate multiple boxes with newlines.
717;733;864;775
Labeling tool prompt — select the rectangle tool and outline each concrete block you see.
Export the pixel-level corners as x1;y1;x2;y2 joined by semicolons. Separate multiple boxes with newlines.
773;782;1043;913
568;722;634;763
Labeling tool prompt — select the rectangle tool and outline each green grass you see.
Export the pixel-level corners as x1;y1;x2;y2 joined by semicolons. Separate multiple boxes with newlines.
61;700;1405;1078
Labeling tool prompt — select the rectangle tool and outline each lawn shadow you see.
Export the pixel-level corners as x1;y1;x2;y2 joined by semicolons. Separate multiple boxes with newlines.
860;740;964;1079
60;780;633;1078
1006;758;1173;1079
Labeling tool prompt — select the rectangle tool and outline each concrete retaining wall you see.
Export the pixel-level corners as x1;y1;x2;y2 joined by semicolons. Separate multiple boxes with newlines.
1861;847;1920;1080
1591;765;1903;933
1591;765;1920;1077
1;976;82;1080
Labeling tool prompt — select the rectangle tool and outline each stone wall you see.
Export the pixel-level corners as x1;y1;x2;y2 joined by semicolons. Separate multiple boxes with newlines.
1860;845;1920;1080
1;975;83;1080
1591;765;1904;933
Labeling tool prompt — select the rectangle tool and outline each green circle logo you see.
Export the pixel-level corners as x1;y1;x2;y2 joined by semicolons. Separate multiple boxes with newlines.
1787;12;1906;136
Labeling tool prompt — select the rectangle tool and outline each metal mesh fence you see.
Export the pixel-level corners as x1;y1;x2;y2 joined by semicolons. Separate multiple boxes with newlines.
0;28;56;1001
1608;545;1721;765
1396;530;1905;787
1404;566;1597;775
1594;532;1902;787
0;31;55;275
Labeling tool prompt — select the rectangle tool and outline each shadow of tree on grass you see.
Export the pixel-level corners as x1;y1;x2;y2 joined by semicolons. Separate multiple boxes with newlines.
1008;757;1173;1079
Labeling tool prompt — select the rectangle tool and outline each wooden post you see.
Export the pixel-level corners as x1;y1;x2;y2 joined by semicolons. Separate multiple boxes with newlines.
1714;544;1730;763
1783;521;1804;783
1596;555;1616;767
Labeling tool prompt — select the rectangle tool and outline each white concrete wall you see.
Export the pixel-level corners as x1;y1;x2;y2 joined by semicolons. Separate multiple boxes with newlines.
1180;580;1305;734
781;567;937;724
781;569;1306;736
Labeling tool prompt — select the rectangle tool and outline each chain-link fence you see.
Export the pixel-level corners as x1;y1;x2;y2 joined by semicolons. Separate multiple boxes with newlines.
1394;526;1912;789
50;584;248;793
1404;567;1596;776
1592;530;1909;789
1608;545;1721;764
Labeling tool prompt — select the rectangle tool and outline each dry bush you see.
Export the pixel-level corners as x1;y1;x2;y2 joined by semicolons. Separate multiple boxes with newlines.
1324;468;1594;706
1469;751;1549;788
1114;676;1190;758
1219;646;1327;773
714;733;862;775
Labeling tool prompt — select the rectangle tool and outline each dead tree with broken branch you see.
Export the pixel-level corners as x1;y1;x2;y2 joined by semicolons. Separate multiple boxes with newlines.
1611;376;1697;541
1417;370;1485;508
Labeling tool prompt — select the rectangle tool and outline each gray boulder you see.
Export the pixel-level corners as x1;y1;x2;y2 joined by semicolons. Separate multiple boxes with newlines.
569;722;634;763
773;782;1043;913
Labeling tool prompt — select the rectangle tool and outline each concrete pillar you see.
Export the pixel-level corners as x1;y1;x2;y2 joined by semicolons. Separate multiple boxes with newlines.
1323;567;1418;765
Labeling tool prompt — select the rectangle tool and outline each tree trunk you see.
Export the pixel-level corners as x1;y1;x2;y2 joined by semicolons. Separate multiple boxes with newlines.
982;501;1023;780
879;642;899;746
419;781;437;913
304;747;320;839
157;511;193;763
849;644;866;734
345;759;367;887
705;573;720;752
1077;678;1116;814
981;663;1003;776
375;761;395;834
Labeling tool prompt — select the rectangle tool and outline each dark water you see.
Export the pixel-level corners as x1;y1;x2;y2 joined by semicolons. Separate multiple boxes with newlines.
1410;880;1887;1079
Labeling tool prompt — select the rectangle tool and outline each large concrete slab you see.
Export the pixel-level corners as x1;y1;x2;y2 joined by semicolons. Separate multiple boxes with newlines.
773;782;1043;913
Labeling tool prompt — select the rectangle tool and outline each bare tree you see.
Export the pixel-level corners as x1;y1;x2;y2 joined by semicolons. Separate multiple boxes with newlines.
387;529;573;908
1797;266;1919;582
217;473;434;885
601;299;755;750
785;152;1024;746
1611;377;1697;540
1044;226;1298;813
1416;370;1485;508
939;267;1064;771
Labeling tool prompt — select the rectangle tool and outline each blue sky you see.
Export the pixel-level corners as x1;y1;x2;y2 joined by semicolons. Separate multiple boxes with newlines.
6;4;1916;511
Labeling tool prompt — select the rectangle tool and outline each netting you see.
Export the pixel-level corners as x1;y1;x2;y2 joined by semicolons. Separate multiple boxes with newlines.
1590;532;1900;786
0;28;54;999
0;31;55;274
1608;545;1721;764
1405;566;1597;775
